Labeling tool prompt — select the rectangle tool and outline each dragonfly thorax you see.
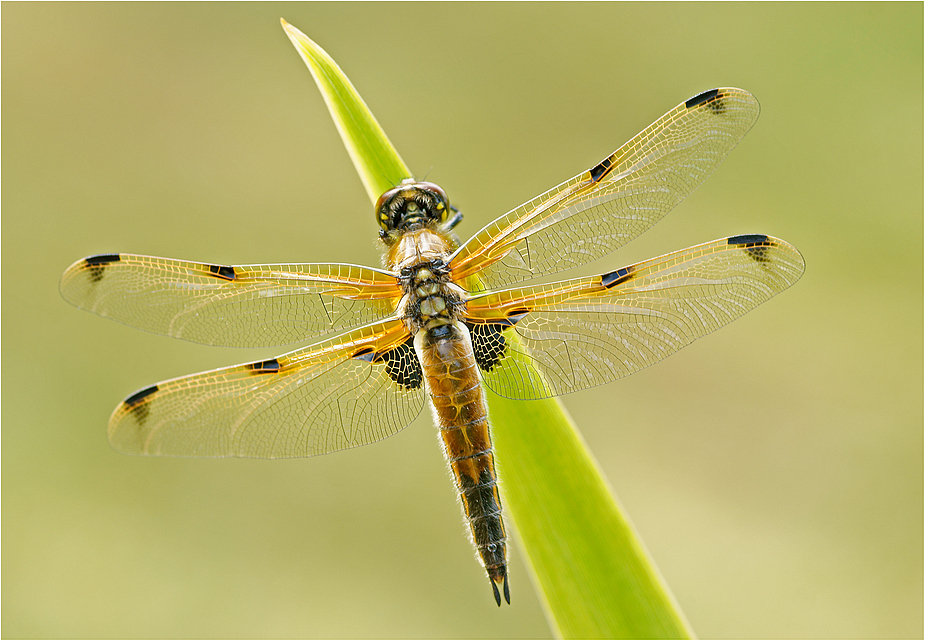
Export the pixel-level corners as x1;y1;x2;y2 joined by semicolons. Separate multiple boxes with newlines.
396;253;466;335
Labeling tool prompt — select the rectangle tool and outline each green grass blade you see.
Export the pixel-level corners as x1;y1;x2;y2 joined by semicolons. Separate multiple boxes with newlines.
282;19;693;638
488;392;693;639
281;19;412;200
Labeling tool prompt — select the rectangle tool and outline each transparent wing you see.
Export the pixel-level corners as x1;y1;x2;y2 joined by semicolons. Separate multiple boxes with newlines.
465;234;804;400
450;88;761;291
107;320;425;458
60;254;401;347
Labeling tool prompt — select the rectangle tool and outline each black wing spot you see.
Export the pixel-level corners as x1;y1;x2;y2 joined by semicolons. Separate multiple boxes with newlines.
376;335;423;390
728;234;773;262
351;346;376;362
469;322;508;373
504;308;529;325
589;156;614;182
601;266;636;289
125;384;158;406
85;254;121;266
84;254;121;283
247;358;281;374
728;233;769;245
207;264;236;281
686;88;721;110
124;384;158;426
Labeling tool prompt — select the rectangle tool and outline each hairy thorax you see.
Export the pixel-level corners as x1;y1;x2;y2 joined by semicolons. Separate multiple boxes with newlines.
390;227;467;335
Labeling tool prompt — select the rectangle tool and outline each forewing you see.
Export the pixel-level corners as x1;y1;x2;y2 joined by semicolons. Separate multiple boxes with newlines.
465;235;804;400
108;320;425;458
60;254;401;347
450;88;761;291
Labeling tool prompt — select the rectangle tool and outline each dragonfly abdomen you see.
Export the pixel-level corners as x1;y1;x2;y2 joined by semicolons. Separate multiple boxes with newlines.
415;321;510;606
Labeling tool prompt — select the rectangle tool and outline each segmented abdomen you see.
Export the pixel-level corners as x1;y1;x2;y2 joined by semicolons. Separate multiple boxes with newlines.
414;321;509;605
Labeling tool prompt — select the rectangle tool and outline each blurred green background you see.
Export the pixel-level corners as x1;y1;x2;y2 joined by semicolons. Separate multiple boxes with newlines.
3;3;921;638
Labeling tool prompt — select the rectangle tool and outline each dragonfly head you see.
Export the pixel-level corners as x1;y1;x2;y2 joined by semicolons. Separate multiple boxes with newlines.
376;180;451;244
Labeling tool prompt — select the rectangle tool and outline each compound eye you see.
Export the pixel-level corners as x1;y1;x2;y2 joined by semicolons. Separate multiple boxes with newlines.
375;185;403;231
416;182;450;222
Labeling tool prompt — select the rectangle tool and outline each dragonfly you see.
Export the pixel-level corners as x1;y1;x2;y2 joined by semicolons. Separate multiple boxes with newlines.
60;87;804;606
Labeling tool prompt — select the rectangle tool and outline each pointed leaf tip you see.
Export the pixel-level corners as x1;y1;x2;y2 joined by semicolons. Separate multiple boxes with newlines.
280;20;411;204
